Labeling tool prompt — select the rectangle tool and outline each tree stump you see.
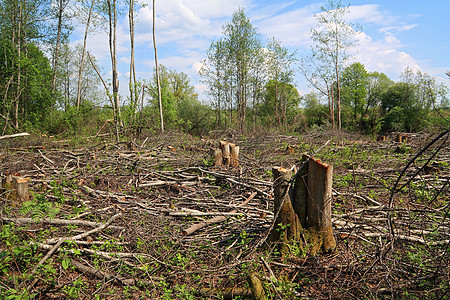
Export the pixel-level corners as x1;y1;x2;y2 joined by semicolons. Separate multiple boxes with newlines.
214;141;240;168
396;134;408;143
305;157;336;254
270;155;336;255
213;148;223;167
269;167;302;256
1;175;30;205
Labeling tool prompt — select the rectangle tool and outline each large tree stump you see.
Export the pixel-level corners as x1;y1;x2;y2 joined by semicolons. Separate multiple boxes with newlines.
305;157;336;254
270;156;336;256
269;167;302;256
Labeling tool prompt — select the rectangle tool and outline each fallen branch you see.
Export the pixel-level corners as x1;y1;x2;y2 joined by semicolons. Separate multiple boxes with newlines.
182;192;257;236
0;216;123;230
71;259;160;286
44;213;122;244
0;132;30;140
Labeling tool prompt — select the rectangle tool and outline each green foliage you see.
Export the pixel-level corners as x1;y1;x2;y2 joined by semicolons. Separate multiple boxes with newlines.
259;80;301;130
19;193;60;220
0;40;54;131
340;62;369;129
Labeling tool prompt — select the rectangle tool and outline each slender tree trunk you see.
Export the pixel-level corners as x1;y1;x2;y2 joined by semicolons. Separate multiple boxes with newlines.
153;0;164;132
336;75;341;131
129;0;137;118
15;2;22;129
329;85;335;129
51;0;65;101
76;0;95;110
107;0;120;141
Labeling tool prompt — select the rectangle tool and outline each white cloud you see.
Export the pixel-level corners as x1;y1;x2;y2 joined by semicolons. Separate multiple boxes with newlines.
255;4;318;47
347;4;395;25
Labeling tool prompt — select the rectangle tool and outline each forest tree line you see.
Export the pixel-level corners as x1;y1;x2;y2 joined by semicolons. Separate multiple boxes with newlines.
0;0;448;137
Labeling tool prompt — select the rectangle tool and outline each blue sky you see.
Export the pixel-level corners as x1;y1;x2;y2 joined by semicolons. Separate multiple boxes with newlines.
74;0;450;103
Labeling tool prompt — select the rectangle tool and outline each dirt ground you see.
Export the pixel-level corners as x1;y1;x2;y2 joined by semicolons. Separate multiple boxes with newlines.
0;129;449;299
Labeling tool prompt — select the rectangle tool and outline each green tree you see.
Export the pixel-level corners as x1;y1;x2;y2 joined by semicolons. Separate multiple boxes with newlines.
222;8;261;132
266;38;297;128
259;80;301;130
340;62;368;129
381;81;422;132
302;0;358;130
0;0;52;131
303;92;329;128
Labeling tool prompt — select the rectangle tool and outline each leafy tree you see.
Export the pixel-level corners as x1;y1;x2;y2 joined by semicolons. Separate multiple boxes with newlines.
302;0;358;130
200;40;232;129
0;42;54;130
222;8;261;132
340;62;368;129
259;80;301;130
302;92;329;128
0;0;52;131
266;38;297;128
55;43;104;111
381;81;423;132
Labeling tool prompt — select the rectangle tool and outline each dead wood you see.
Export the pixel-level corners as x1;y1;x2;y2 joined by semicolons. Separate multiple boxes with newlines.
44;213;122;244
0;216;124;230
182;191;257;235
0;132;30;140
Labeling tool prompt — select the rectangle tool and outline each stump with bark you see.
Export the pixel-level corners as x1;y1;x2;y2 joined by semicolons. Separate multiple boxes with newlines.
213;141;240;168
270;155;336;255
1;174;31;205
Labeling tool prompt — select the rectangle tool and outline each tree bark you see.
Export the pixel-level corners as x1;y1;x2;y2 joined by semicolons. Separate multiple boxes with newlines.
76;0;96;110
305;157;336;254
153;0;164;132
270;156;336;256
269;167;302;256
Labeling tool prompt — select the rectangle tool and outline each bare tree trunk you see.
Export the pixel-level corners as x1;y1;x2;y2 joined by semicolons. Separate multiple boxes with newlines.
15;3;22;129
51;0;66;101
76;0;95;110
153;0;164;132
107;0;120;141
129;0;137;118
336;74;341;131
